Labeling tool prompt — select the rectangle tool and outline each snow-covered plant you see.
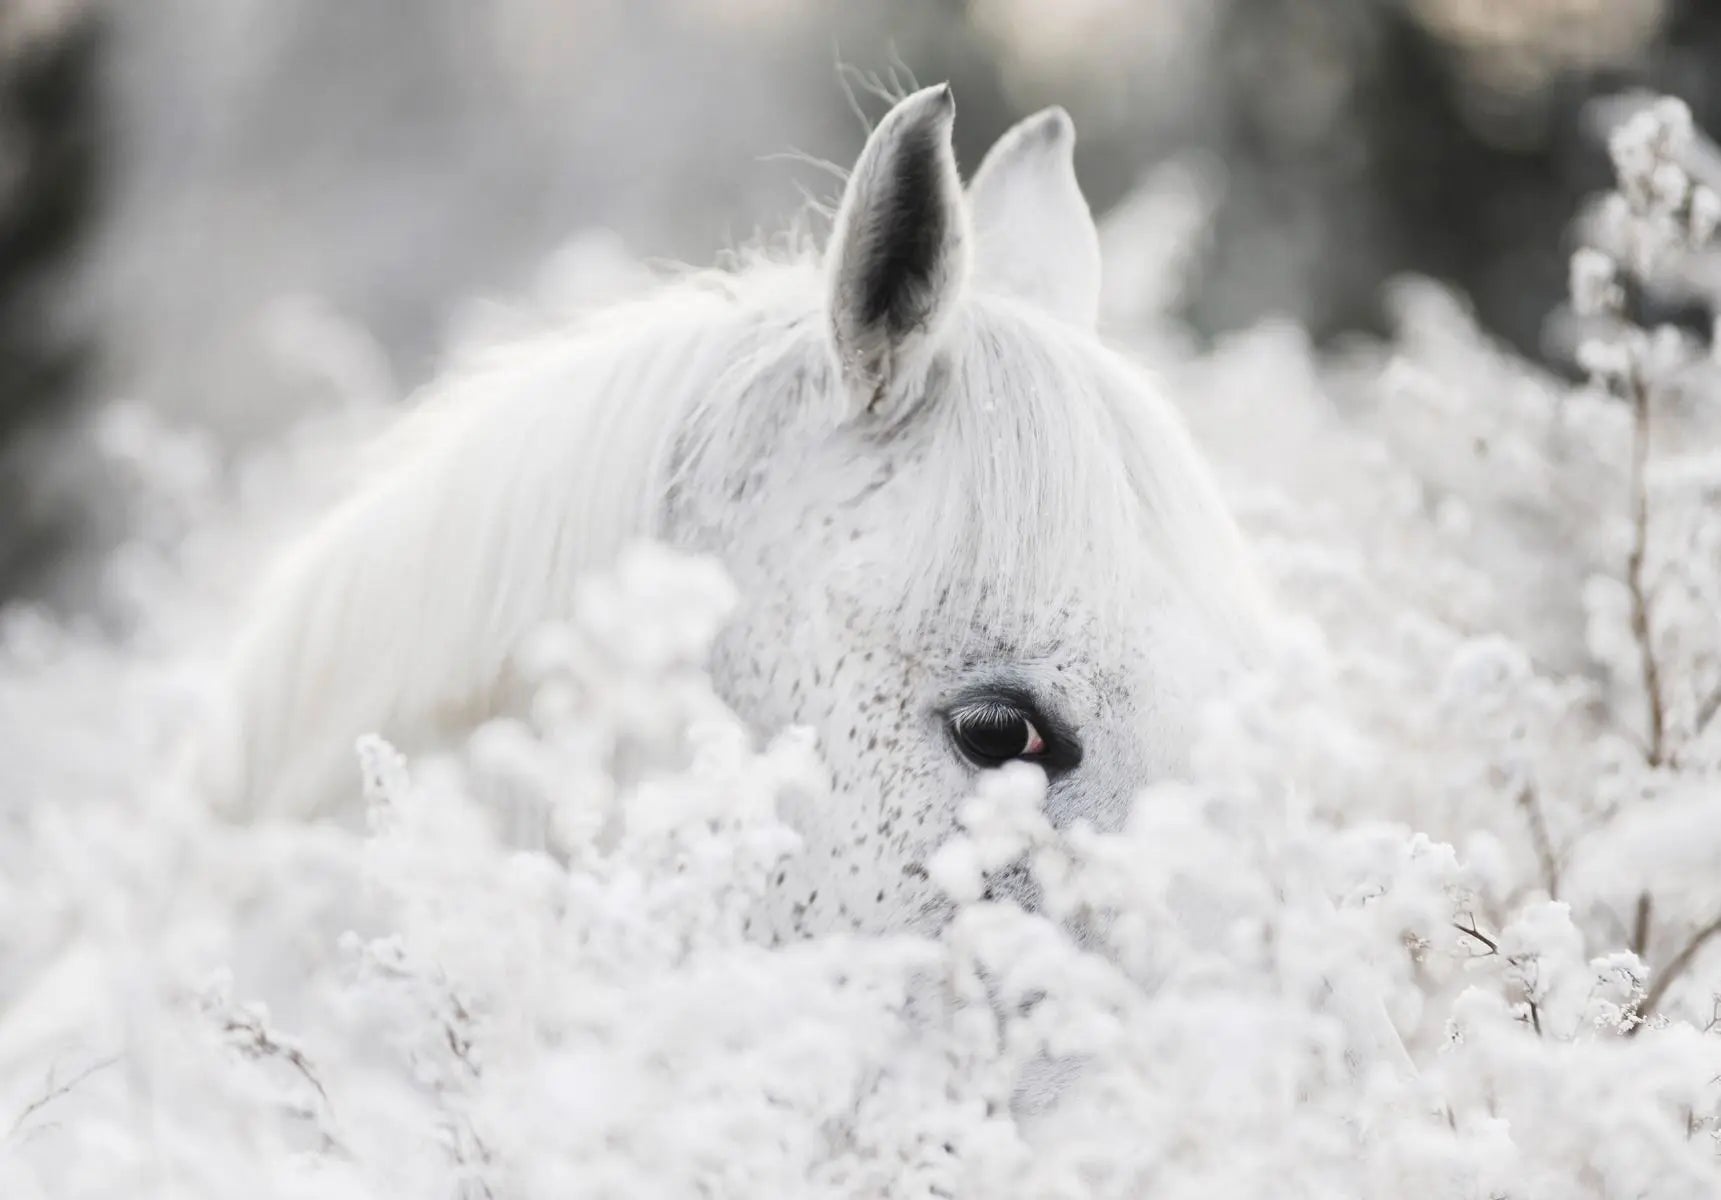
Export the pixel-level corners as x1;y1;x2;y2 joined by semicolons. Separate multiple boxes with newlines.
7;89;1721;1200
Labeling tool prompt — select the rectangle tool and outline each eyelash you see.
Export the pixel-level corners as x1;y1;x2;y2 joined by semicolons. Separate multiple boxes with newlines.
943;694;1080;773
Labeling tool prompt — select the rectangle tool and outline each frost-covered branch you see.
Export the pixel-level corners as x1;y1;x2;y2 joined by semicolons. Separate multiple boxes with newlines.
1571;97;1719;765
1623;359;1667;764
4;1057;116;1145
1453;918;1498;956
1630;912;1721;1035
219;1010;330;1107
1515;784;1562;900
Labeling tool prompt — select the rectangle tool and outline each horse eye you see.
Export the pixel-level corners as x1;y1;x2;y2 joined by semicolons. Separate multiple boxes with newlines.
947;700;1048;768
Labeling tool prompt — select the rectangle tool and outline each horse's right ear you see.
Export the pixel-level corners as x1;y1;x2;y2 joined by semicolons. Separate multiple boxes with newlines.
825;84;969;420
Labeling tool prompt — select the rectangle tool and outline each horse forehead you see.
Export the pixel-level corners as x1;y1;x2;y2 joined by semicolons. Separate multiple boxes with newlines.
924;609;1171;699
802;519;1200;666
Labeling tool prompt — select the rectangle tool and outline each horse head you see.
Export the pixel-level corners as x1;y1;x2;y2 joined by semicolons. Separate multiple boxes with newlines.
218;85;1267;943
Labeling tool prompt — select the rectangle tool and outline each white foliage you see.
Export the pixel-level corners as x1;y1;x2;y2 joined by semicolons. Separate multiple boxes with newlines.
6;93;1721;1200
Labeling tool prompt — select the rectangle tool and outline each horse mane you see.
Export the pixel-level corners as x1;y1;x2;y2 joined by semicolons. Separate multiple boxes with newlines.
219;248;1264;816
218;261;789;814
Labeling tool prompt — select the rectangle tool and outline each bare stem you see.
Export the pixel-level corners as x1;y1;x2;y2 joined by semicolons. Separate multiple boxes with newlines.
1628;912;1721;1036
5;1057;117;1142
1633;892;1653;958
1516;784;1561;900
1625;364;1667;766
1454;918;1499;955
1695;684;1721;742
225;1018;330;1105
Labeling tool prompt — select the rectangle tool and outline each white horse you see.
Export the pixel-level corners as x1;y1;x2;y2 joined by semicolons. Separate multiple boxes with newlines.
217;85;1267;941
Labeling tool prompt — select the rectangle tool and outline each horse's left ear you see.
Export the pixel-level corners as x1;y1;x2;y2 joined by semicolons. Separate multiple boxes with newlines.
826;84;970;419
967;107;1101;329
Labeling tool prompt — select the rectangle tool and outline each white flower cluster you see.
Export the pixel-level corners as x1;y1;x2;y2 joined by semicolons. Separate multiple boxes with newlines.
1569;245;1622;320
1597;96;1719;278
1573;98;1721;394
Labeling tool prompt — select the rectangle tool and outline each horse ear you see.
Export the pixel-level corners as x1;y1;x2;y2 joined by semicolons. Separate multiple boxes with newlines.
967;107;1100;329
826;83;969;418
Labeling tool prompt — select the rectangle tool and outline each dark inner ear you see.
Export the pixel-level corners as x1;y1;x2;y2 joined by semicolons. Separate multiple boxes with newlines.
859;123;949;337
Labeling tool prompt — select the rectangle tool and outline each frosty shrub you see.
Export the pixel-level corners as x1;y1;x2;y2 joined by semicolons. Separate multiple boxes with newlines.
5;97;1721;1199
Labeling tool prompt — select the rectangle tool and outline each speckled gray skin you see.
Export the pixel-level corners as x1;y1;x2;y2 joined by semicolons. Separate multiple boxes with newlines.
678;345;1236;942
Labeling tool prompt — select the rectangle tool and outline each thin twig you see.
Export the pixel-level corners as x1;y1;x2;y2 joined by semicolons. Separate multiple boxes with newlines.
1454;919;1499;955
224;1018;329;1105
1633;892;1653;958
1628;912;1721;1036
1694;683;1721;742
1624;364;1667;766
5;1056;117;1141
1515;784;1561;900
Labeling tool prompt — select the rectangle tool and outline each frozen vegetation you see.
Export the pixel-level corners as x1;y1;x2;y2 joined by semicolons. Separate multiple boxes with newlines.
5;98;1721;1198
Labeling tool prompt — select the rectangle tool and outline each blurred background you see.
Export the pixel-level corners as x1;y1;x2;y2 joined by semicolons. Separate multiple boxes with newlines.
2;0;1716;604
